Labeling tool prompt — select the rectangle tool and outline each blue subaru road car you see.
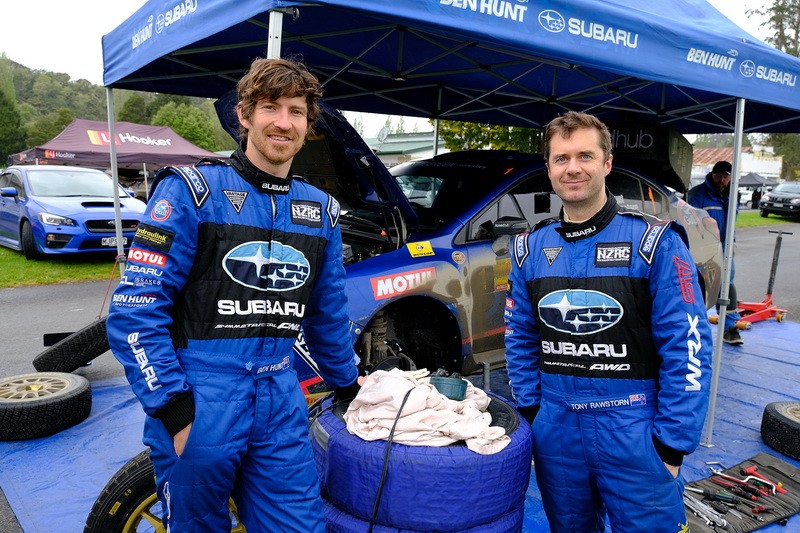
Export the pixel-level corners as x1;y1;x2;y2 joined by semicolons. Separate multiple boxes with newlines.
286;105;722;388
0;165;146;259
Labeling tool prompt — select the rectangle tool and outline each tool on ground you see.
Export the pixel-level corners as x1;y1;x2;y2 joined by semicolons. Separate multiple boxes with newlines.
710;477;758;501
738;230;792;324
741;465;788;494
708;467;772;497
685;487;769;514
684;494;728;529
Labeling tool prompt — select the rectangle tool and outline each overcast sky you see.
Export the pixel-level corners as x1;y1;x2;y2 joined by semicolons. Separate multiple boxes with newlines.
0;0;771;137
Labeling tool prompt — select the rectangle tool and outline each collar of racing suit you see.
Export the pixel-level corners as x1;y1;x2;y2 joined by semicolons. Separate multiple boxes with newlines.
229;144;294;195
556;189;618;242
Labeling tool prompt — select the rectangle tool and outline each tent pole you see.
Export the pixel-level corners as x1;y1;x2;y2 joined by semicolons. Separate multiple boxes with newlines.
143;163;149;200
267;10;284;58
106;87;126;277
701;97;746;447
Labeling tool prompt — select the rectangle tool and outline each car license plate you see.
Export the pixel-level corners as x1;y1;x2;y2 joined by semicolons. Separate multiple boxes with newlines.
101;237;128;246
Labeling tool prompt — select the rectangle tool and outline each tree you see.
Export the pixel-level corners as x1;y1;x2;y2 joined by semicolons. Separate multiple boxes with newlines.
118;94;148;124
146;94;191;123
25;107;73;147
437;120;542;152
751;1;800;180
151;102;216;151
0;90;26;162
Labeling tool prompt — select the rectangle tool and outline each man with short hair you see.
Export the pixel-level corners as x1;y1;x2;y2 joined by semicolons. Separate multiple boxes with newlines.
688;160;743;345
107;58;361;531
504;111;713;532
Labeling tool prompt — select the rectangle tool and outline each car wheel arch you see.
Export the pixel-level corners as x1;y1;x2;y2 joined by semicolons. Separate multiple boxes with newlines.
357;295;463;373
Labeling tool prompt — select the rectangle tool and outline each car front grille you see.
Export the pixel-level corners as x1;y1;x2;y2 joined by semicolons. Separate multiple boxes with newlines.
85;219;140;233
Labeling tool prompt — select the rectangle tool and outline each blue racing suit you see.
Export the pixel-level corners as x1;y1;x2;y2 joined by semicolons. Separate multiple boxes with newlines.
688;174;740;329
504;195;712;532
107;149;359;532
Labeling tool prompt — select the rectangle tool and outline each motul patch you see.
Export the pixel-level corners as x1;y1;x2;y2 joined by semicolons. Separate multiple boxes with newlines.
223;190;248;213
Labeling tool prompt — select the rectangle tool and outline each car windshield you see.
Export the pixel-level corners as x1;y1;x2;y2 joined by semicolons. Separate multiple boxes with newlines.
392;162;518;227
27;170;116;197
773;183;800;194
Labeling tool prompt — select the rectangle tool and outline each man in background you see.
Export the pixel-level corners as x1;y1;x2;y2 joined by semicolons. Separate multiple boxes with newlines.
688;160;743;345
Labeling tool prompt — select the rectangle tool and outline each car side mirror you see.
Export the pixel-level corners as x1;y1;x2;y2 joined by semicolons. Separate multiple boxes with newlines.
1;187;19;199
494;216;529;236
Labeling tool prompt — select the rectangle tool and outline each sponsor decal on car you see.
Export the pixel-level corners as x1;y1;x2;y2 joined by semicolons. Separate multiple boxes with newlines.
451;251;466;264
371;267;436;300
407;241;434;258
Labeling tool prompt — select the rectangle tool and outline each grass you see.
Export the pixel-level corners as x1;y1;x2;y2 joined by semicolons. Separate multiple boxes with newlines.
0;247;122;289
736;210;799;229
0;210;796;289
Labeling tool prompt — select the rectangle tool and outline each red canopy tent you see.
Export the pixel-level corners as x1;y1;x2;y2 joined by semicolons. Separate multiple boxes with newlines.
8;118;221;170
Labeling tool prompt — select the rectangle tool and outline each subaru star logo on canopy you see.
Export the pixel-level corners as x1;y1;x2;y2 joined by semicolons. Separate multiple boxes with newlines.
538;290;623;335
223;241;310;292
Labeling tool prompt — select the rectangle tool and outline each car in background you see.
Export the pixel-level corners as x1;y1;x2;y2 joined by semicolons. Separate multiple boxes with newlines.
383;151;722;372
0;165;146;259
214;102;724;382
759;182;800;218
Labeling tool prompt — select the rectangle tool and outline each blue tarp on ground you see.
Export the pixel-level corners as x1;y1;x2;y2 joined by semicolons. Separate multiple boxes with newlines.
101;0;800;133
1;319;799;532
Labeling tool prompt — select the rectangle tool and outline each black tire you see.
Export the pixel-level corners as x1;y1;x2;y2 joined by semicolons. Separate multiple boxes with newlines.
760;209;769;218
21;220;41;260
310;393;531;531
761;401;800;460
84;450;157;533
33;316;110;373
85;449;244;533
0;372;92;441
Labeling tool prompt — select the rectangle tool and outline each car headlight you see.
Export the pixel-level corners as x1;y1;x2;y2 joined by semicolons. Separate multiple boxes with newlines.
38;212;76;226
792;199;800;205
762;194;771;201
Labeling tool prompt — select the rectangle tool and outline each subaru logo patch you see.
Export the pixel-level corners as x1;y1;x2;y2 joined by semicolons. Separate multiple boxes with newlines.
538;289;623;335
223;241;310;292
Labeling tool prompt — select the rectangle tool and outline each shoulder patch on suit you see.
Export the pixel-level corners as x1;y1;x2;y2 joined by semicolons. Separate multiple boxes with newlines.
513;233;530;268
326;195;340;228
618;209;685;265
170;165;210;207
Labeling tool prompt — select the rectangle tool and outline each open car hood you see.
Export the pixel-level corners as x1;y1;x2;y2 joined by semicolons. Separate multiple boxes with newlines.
214;95;419;228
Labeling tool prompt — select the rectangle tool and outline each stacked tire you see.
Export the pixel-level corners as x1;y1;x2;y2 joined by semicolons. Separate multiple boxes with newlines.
310;394;532;532
0;317;108;442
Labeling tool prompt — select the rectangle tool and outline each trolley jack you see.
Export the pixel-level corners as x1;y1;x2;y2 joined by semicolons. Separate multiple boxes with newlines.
739;229;791;324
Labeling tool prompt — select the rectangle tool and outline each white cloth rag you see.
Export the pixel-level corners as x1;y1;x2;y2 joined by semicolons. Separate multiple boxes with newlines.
343;369;511;454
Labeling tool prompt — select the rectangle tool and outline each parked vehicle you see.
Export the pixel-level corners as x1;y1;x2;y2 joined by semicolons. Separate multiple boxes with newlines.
287;105;724;376
759;182;800;218
0;165;146;259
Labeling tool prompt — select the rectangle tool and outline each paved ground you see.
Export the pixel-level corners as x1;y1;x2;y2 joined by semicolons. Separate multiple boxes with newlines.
1;221;798;531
